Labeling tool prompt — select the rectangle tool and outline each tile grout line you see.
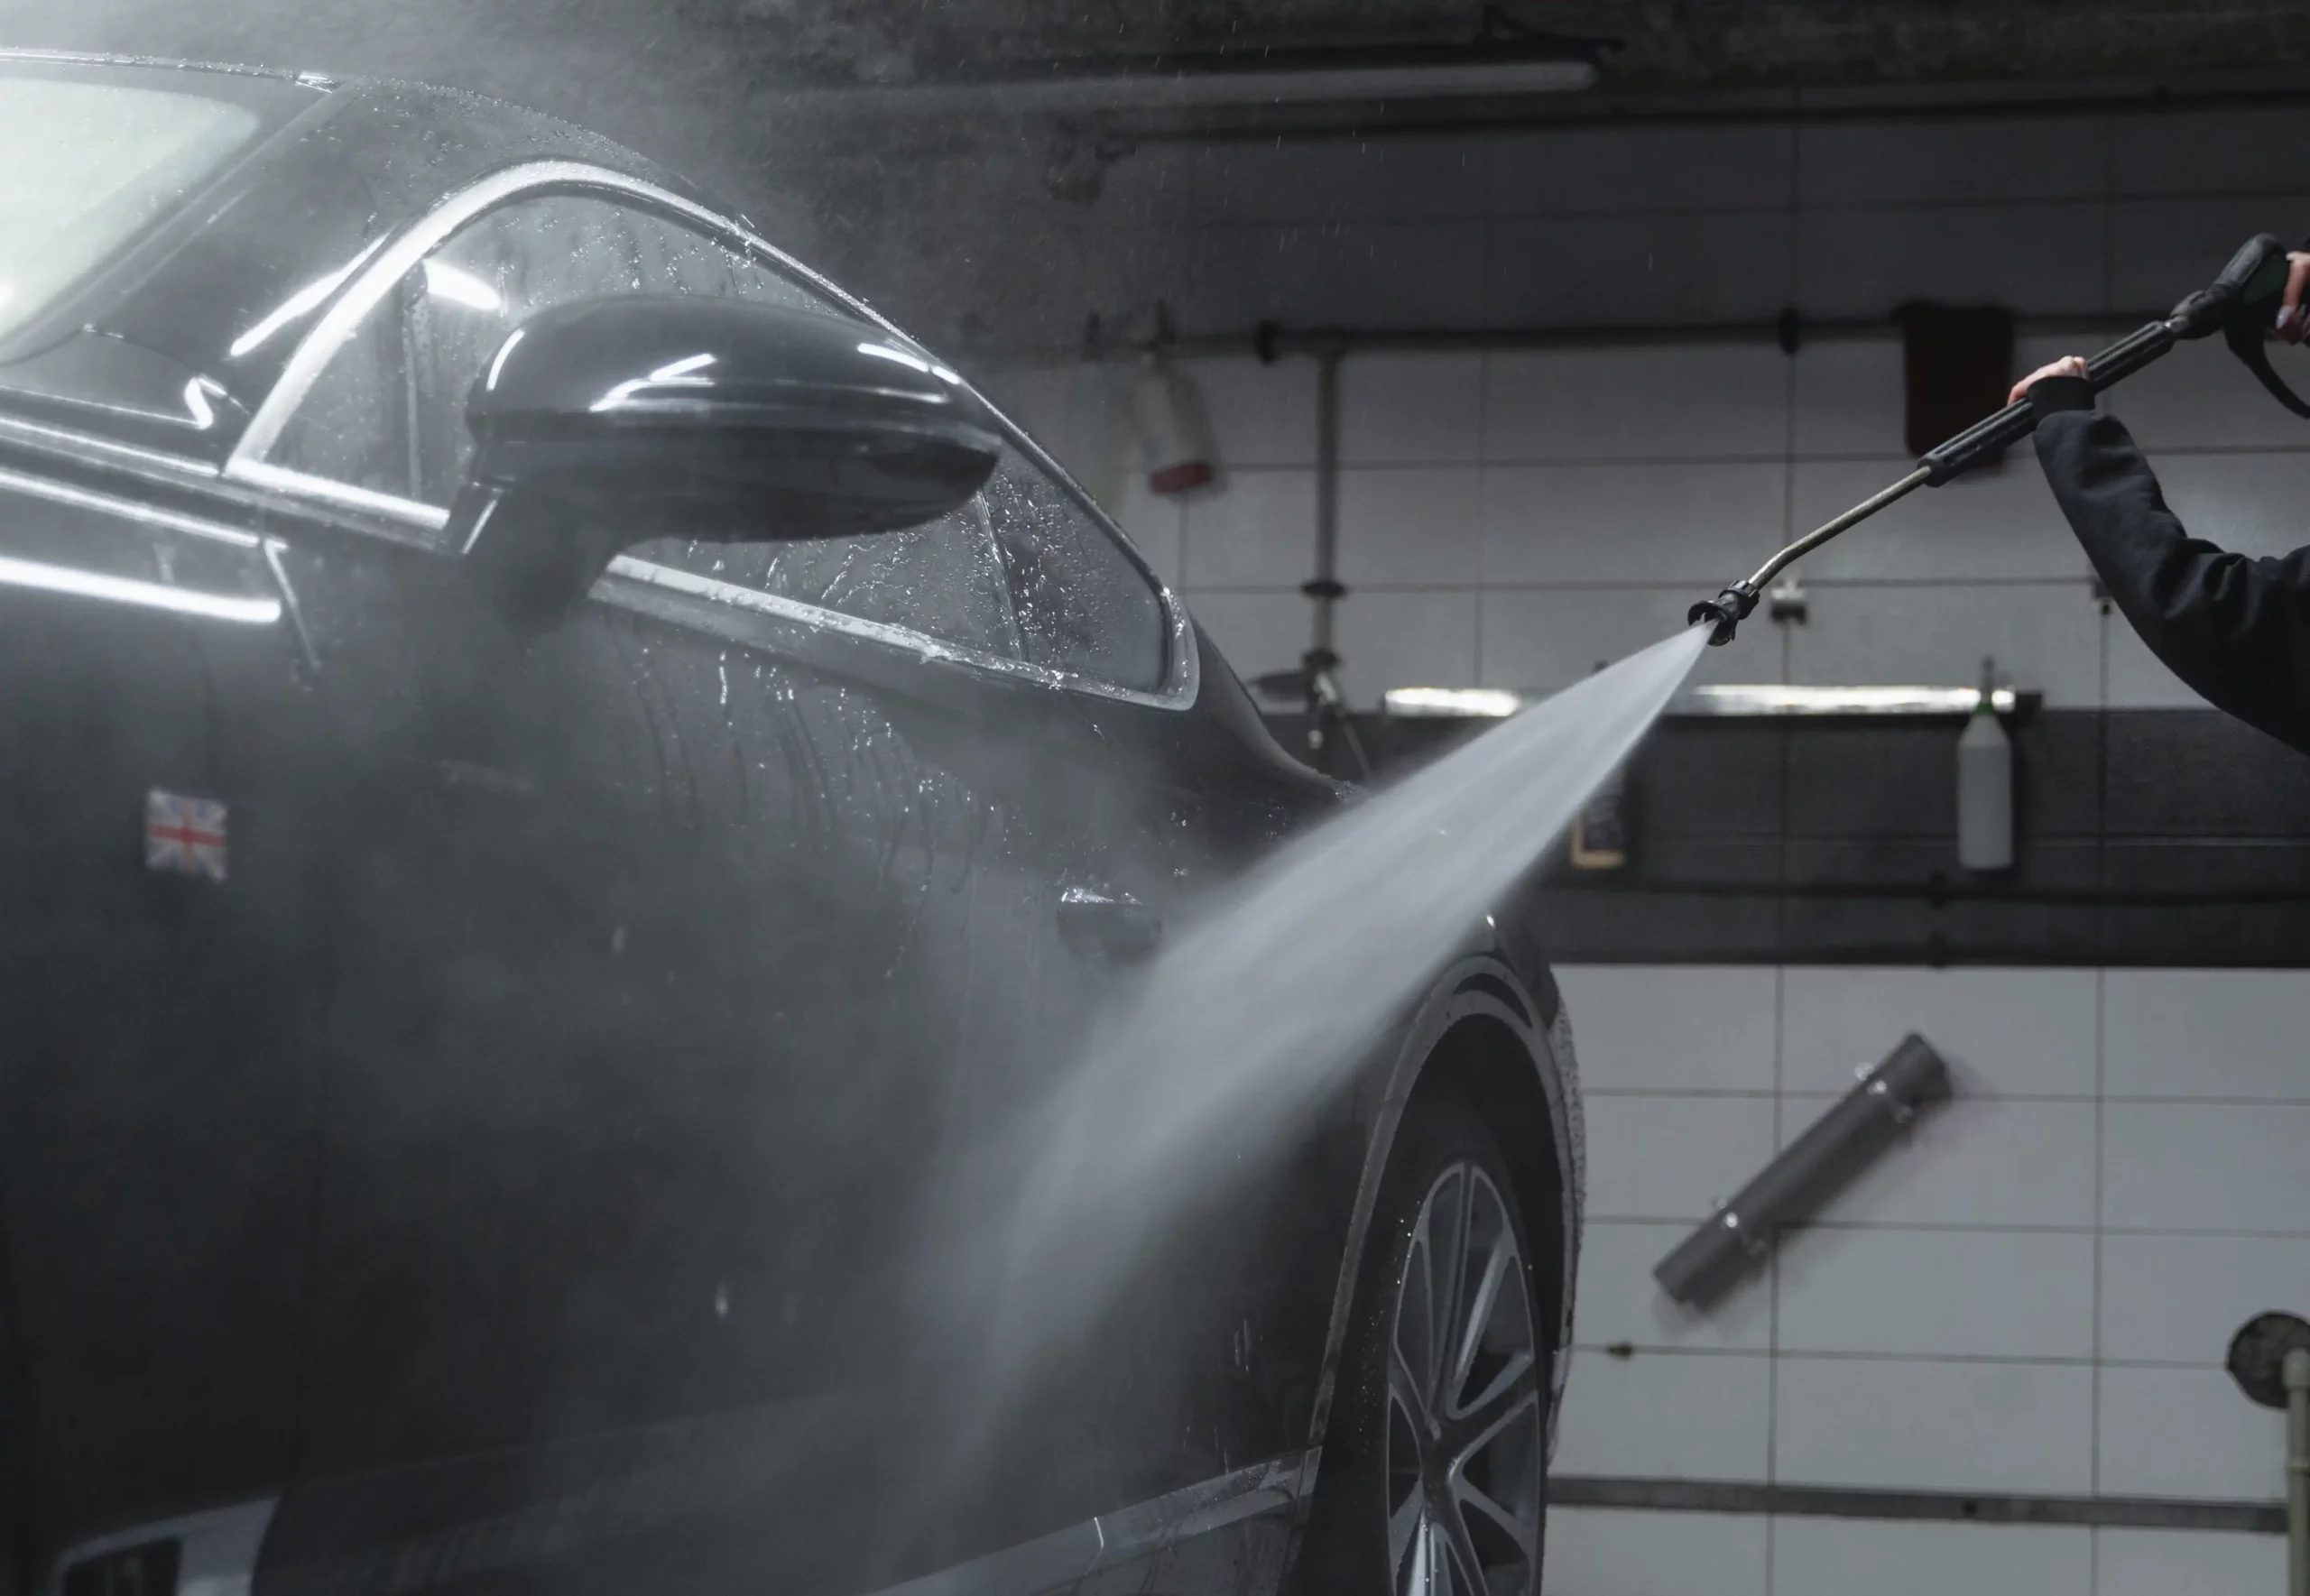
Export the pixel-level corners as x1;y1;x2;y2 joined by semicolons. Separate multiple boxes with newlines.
1767;239;1801;1511
1765;115;1802;1593
1766;211;1800;1513
2093;964;2109;1522
1474;130;1492;687
1585;1089;2310;1105
1180;576;2113;592
1180;441;2310;474
2091;118;2113;1573
1769;962;1786;1493
1566;1344;2251;1371
1585;1217;2310;1239
1176;182;2310;232
2099;111;2120;321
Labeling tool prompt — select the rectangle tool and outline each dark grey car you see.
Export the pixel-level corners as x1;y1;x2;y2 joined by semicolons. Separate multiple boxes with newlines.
0;49;1583;1596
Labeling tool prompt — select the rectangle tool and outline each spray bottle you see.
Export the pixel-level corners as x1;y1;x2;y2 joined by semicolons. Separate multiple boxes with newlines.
1956;657;2012;872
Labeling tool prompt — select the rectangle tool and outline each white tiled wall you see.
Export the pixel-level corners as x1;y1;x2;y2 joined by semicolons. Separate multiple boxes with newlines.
2102;970;2310;1100
977;108;2310;1595
1582;1095;1780;1223
1548;1509;1771;1596
1545;964;2306;1596
980;103;2310;713
1769;1519;2092;1596
2098;1367;2293;1500
1544;1516;2294;1596
2093;1527;2287;1596
1554;1351;1776;1481
1773;1228;2093;1360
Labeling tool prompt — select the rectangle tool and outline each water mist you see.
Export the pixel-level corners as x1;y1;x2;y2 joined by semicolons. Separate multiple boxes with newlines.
953;622;1714;1423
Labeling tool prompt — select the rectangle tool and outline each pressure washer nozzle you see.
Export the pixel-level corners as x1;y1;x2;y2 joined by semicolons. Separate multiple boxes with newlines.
1688;582;1760;646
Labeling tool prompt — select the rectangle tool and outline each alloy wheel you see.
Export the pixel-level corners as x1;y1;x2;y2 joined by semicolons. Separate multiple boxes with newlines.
1382;1159;1544;1596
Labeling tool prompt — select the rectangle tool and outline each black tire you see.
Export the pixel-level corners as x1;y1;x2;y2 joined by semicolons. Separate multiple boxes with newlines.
1299;1089;1554;1596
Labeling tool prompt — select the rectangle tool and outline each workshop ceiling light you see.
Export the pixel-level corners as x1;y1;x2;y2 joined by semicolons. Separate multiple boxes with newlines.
1382;684;2026;720
1676;685;2021;717
1384;687;1526;719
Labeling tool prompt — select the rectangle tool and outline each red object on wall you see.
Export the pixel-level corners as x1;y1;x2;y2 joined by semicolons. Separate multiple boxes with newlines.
1149;459;1215;494
1132;354;1218;496
1899;301;2015;459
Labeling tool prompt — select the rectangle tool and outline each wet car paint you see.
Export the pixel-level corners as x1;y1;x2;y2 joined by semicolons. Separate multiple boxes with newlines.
0;51;1577;1596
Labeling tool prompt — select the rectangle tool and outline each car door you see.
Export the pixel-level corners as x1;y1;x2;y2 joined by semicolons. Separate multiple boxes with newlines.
226;177;1182;1596
0;470;324;1567
937;447;1350;1594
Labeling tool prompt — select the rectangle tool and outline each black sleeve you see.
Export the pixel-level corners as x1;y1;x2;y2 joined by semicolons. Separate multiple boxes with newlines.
2030;377;2310;754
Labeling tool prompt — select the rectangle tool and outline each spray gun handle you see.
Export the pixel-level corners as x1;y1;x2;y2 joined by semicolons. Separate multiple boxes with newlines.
1696;235;2310;649
1918;317;2185;485
1921;236;2303;486
2170;231;2293;339
1917;398;2036;485
2170;232;2310;418
1921;316;2186;484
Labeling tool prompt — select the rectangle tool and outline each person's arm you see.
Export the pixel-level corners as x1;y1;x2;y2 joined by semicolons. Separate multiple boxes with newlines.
2022;369;2310;752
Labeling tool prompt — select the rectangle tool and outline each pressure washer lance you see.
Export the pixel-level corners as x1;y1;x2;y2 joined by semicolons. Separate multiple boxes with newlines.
1691;233;2310;645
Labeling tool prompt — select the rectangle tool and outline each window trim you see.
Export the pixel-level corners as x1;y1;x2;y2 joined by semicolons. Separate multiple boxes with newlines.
225;158;1198;712
978;439;1177;699
0;459;258;549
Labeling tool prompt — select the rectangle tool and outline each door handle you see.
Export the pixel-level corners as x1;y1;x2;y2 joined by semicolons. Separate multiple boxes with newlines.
1058;885;1163;961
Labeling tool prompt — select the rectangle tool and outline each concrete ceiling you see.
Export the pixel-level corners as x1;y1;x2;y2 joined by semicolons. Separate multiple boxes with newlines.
665;1;2310;88
15;0;2310;355
21;3;2310;150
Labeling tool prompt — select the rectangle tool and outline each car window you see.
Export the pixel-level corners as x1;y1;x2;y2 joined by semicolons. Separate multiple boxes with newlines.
982;447;1168;692
0;74;263;344
271;190;824;503
636;501;1024;662
638;443;1173;685
264;187;1030;657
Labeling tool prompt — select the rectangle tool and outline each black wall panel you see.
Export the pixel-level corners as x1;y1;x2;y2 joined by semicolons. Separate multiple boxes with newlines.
1270;707;2310;966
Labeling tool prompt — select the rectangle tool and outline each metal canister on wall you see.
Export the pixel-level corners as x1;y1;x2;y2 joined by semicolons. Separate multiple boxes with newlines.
1570;662;1629;871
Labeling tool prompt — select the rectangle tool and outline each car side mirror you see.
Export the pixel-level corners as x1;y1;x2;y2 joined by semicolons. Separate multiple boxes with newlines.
446;295;1004;625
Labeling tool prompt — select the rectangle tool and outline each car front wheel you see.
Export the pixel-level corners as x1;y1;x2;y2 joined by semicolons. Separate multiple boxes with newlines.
1301;1089;1552;1596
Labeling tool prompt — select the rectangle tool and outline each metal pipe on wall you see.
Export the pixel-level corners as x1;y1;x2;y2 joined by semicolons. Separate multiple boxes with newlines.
978;308;2171;369
1261;342;1369;776
1654;1034;1951;1307
2289;1346;2308;1596
1308;347;1343;669
2227;1314;2310;1591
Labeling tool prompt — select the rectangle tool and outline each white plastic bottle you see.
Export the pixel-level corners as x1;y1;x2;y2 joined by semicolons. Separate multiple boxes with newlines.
1957;657;2014;872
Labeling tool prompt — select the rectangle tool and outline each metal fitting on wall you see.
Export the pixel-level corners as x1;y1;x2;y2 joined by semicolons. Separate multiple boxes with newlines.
1654;1033;1951;1308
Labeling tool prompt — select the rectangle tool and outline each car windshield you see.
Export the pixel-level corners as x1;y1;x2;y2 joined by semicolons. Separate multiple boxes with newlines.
0;72;263;342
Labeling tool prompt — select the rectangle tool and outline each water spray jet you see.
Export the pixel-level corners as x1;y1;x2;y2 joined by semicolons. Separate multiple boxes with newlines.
949;624;1714;1453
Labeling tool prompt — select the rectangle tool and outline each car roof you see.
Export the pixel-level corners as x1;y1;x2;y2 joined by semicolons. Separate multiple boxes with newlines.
0;51;719;447
0;45;334;87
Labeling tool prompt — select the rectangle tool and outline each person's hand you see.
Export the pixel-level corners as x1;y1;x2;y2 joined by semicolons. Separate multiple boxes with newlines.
2008;355;2087;407
2272;250;2310;344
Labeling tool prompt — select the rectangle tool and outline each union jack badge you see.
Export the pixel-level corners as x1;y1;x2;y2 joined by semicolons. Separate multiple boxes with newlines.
145;789;227;881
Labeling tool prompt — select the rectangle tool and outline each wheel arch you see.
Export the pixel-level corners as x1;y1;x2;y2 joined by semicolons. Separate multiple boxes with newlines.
1304;953;1584;1470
